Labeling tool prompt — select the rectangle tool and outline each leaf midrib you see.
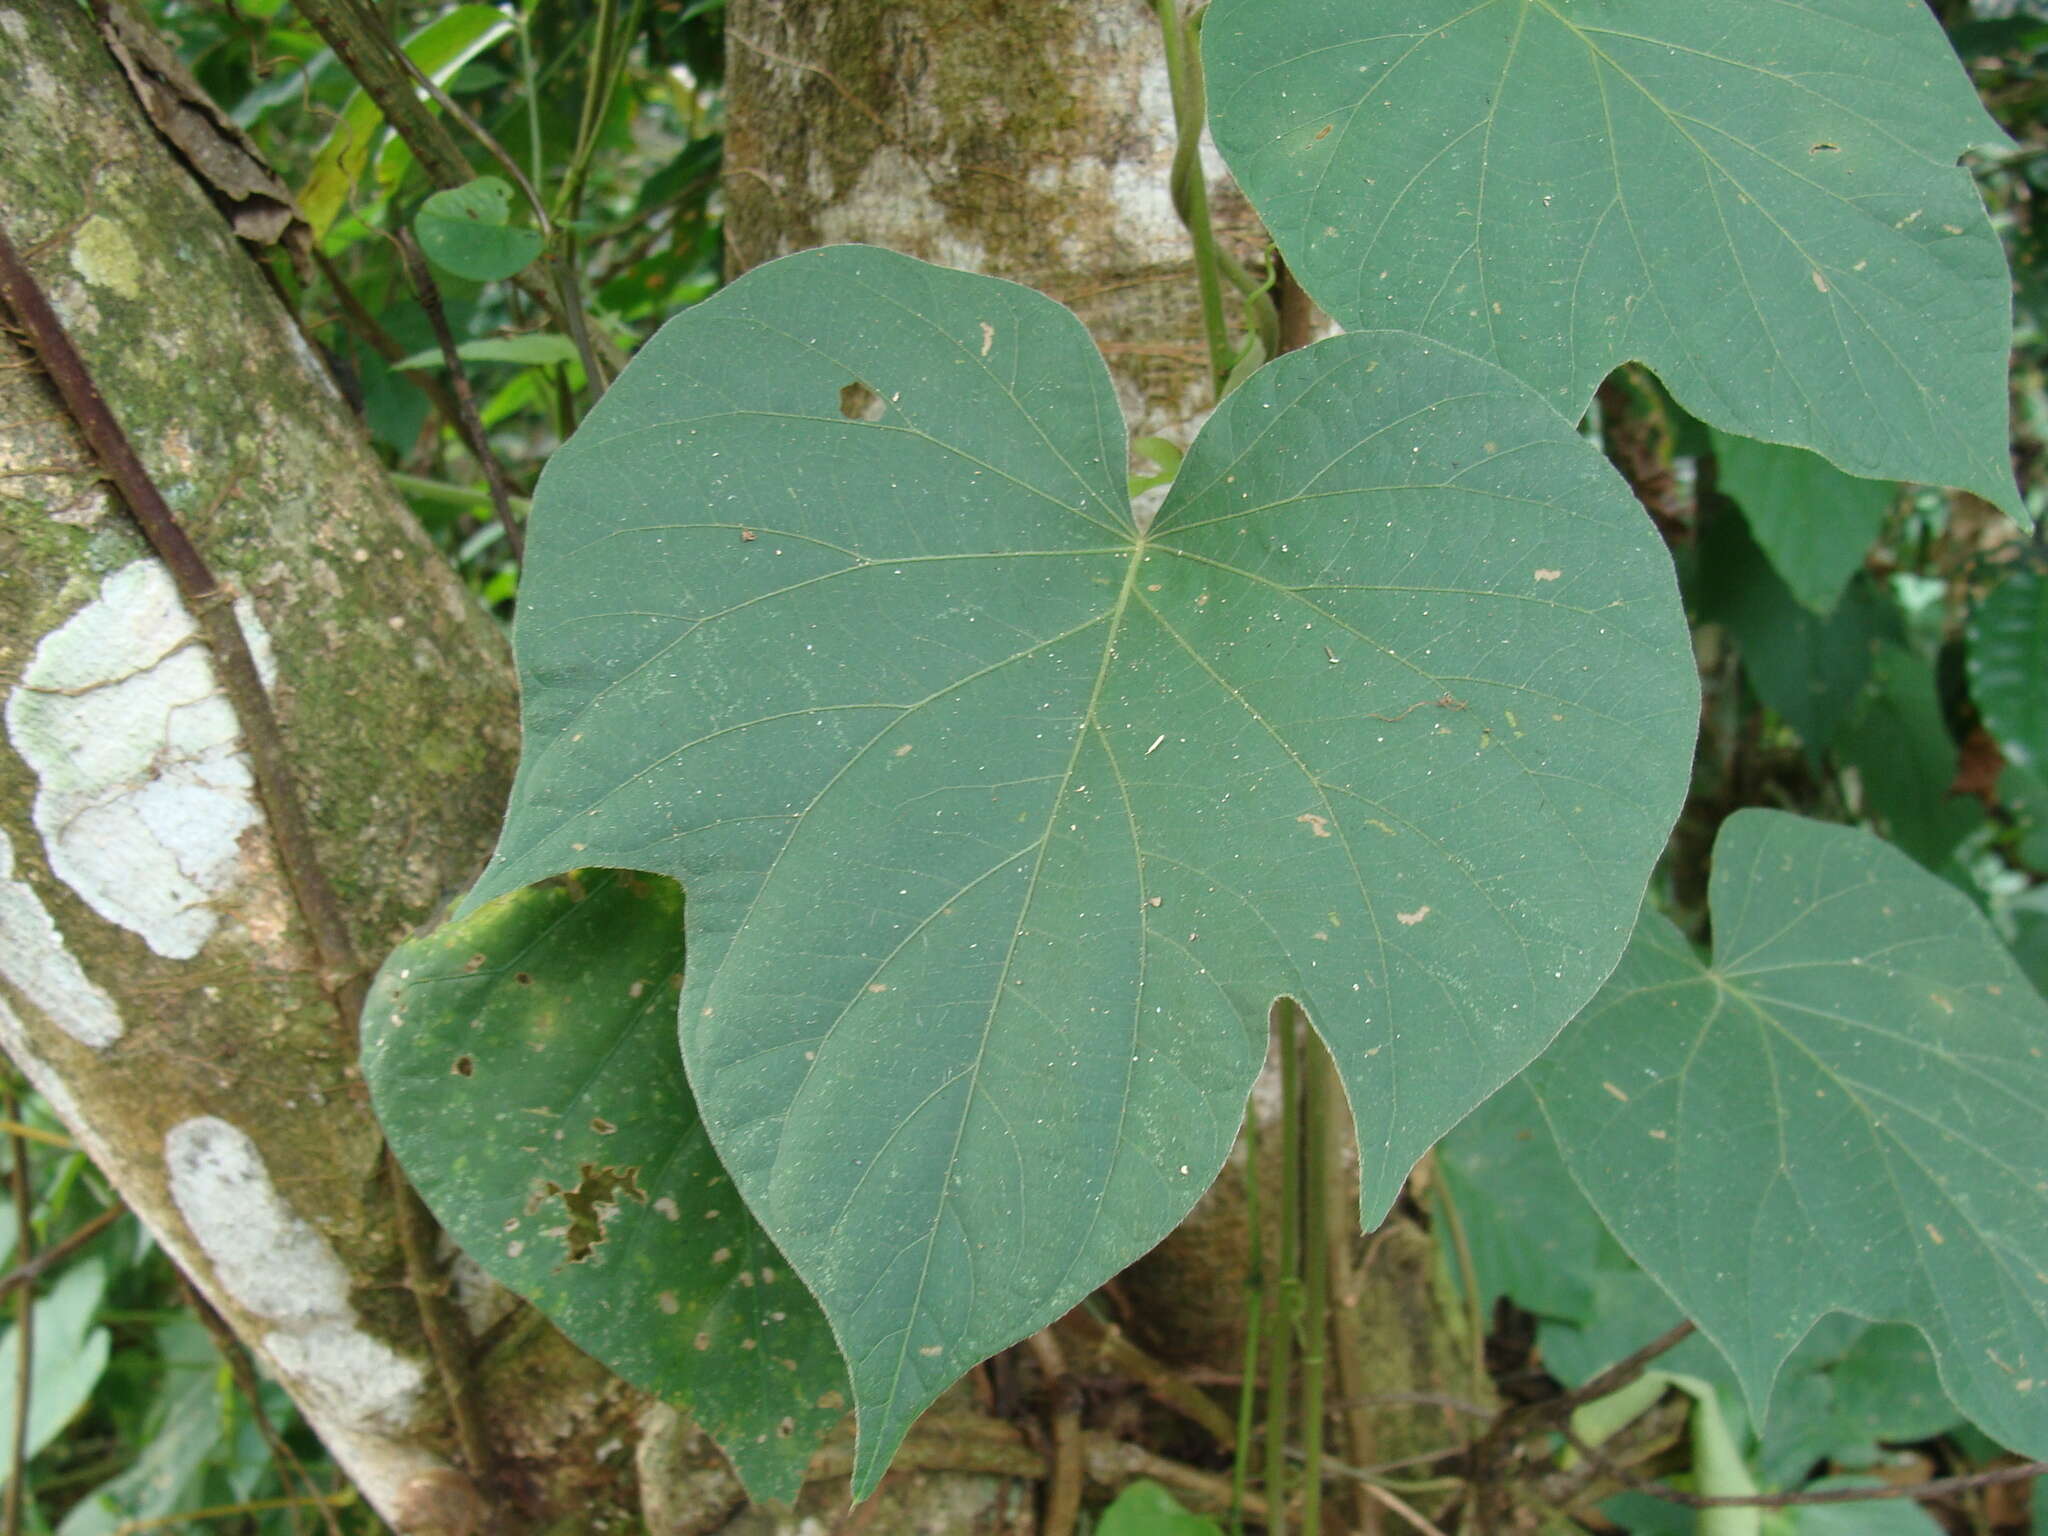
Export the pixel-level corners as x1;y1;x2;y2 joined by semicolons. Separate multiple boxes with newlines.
855;535;1153;1482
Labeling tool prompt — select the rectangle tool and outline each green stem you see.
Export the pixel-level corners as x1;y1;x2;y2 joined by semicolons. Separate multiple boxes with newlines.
1184;6;1280;364
388;472;533;519
1430;1150;1490;1411
1264;1001;1303;1536
516;0;544;200
1154;0;1235;399
1230;1102;1266;1536
1299;1038;1335;1535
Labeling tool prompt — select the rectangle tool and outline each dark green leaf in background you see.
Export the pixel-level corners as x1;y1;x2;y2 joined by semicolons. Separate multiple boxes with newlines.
1836;645;1984;872
464;246;1698;1488
1968;559;2048;772
1206;0;2021;517
362;871;846;1501
1693;512;1894;755
1528;810;2048;1460
1708;431;1896;617
414;175;544;282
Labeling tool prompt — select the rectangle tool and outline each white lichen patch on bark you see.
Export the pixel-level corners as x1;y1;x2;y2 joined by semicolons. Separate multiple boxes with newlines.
5;560;277;960
165;1116;425;1431
0;827;123;1047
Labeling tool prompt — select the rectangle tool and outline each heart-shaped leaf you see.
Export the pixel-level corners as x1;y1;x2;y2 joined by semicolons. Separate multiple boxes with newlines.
1527;810;2048;1459
1969;559;2048;772
1206;0;2021;517
414;176;544;282
361;871;846;1500
465;245;1698;1489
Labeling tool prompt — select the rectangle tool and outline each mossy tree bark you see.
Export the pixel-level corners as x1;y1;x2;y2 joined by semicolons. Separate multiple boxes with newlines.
0;6;643;1532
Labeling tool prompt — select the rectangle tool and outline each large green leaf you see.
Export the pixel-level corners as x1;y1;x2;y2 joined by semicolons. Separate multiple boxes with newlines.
1206;0;2021;517
1968;559;2048;772
466;245;1698;1489
1437;1075;1611;1326
1708;432;1895;617
1527;810;2048;1460
362;871;847;1500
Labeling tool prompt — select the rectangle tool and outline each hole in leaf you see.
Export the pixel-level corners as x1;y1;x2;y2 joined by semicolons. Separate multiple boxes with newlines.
838;381;885;422
452;1055;475;1077
539;1163;647;1263
1810;141;1840;153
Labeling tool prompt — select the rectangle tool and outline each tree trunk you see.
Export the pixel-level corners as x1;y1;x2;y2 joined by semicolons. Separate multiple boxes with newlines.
0;6;636;1531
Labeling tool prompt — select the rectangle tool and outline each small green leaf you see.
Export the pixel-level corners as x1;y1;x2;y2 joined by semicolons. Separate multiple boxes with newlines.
1528;810;2048;1461
1096;1480;1226;1536
299;6;512;240
391;334;582;372
1837;645;1983;870
415;176;544;282
361;871;847;1500
0;1260;111;1483
1207;0;2021;517
1693;512;1894;755
467;246;1698;1490
1968;560;2048;772
1709;431;1896;616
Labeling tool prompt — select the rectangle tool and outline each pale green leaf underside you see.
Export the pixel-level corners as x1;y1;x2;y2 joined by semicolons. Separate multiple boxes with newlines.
1207;0;2020;516
1527;810;2048;1459
362;872;846;1501
468;245;1697;1491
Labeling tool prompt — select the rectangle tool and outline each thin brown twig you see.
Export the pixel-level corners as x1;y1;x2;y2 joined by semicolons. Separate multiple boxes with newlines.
0;1205;121;1302
395;231;525;562
1562;1418;2047;1511
174;1273;346;1536
388;1158;497;1491
1355;1480;1453;1536
3;1088;35;1536
1023;1329;1082;1536
1055;1308;1236;1449
1554;1321;1698;1417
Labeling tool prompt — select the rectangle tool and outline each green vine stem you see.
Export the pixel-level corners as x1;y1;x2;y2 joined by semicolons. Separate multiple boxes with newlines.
1154;0;1234;398
1297;1037;1336;1535
1263;1000;1303;1536
1229;1101;1266;1534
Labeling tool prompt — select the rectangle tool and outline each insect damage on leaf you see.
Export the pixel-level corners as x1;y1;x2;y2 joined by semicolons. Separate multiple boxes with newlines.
538;1163;647;1263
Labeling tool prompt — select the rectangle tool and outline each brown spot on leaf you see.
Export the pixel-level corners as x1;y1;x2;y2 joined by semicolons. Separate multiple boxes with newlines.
1297;813;1332;838
452;1055;474;1077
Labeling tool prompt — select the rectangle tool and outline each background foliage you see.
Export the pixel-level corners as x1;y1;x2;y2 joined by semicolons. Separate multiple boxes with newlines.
9;0;2048;1531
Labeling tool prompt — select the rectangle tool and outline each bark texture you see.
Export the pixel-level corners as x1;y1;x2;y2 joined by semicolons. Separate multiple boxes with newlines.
0;5;623;1529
